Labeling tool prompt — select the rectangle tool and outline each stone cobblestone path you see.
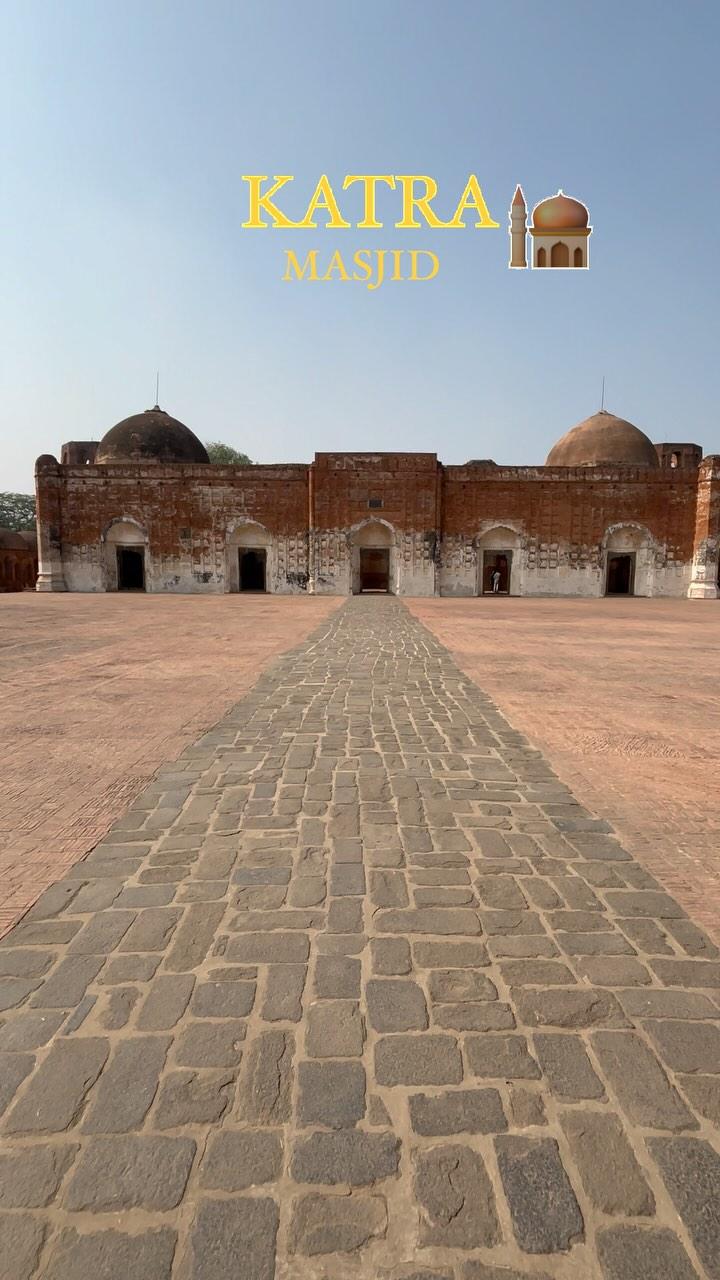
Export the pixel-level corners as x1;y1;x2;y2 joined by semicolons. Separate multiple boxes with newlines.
1;597;718;1280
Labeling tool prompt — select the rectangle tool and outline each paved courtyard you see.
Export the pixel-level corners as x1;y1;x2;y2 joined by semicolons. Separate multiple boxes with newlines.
410;597;720;941
0;593;340;936
0;595;718;1279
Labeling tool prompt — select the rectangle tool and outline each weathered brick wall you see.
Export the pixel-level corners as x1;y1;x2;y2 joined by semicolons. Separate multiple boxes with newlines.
311;454;439;595
36;450;715;597
48;463;310;593
440;465;699;596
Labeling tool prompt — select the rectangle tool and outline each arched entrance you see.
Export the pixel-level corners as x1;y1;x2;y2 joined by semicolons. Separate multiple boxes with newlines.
475;525;521;595
349;519;395;594
603;524;655;597
226;521;273;593
103;519;148;592
551;242;569;267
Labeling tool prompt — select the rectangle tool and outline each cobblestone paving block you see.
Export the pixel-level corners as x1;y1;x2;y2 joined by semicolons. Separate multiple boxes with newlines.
533;1032;606;1100
427;969;497;1002
466;1034;540;1080
371;937;412;975
592;1031;699;1130
153;1069;235;1128
199;1129;284;1190
434;1002;516;1031
367;978;429;1031
164;903;225;971
82;1036;170;1132
29;955;104;1008
513;987;629;1028
262;963;307;1020
0;1009;65;1051
560;1110;655;1215
375;1034;463;1086
413;940;489;968
236;1029;295;1123
649;1138;720;1279
0;1142;77;1208
677;1074;720;1122
415;1144;500;1248
42;1226;177;1280
508;1086;547;1128
174;1019;246;1067
137;973;195;1029
495;1136;584;1253
0;950;55;978
409;1088;507;1135
64;1134;196;1210
184;1196;279;1279
291;1130;400;1185
297;1059;366;1128
289;1192;387;1255
5;1037;109;1133
0;1215;46;1280
191;978;256;1018
306;999;365;1056
643;1018;720;1073
596;1225;701;1280
314;953;361;998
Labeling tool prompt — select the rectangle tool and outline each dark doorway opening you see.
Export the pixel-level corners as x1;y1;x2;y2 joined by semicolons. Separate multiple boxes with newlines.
482;551;511;594
606;553;635;595
239;548;267;592
117;546;145;591
360;547;390;592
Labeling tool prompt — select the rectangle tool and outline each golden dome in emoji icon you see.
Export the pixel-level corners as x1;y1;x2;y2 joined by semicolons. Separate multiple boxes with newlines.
532;191;589;230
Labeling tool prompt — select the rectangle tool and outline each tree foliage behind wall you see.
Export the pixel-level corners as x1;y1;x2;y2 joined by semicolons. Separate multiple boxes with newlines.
204;442;253;465
0;493;36;531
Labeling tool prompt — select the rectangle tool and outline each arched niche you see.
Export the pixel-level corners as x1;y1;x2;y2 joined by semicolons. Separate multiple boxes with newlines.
102;518;148;592
475;524;521;595
226;520;274;593
602;523;656;597
349;518;396;594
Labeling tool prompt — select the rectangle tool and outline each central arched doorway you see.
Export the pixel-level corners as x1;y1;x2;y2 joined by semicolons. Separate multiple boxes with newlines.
226;522;273;593
349;519;395;594
475;525;521;596
551;241;569;267
103;519;148;592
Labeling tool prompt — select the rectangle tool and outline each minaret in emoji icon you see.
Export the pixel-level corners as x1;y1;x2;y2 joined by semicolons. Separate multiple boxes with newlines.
509;185;527;269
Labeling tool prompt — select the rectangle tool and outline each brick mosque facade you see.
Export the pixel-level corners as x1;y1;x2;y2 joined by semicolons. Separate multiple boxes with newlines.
34;407;720;599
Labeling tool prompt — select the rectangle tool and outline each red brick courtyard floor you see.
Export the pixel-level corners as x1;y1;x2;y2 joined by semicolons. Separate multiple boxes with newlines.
0;594;341;937
409;597;720;941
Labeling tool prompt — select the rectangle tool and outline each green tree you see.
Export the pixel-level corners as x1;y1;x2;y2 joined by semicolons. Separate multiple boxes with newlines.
205;441;253;465
0;492;36;531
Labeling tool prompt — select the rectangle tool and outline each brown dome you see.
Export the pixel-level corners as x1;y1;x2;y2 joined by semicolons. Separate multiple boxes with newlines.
95;406;209;465
532;191;588;230
546;411;659;468
0;528;28;550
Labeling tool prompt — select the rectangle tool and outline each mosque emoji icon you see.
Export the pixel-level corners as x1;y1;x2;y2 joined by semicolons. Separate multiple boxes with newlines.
509;186;591;269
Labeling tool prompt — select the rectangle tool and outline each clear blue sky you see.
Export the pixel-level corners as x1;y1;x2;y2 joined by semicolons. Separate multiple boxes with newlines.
2;0;718;491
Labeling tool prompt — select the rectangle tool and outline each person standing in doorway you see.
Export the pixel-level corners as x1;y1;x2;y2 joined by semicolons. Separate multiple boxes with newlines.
491;567;501;593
